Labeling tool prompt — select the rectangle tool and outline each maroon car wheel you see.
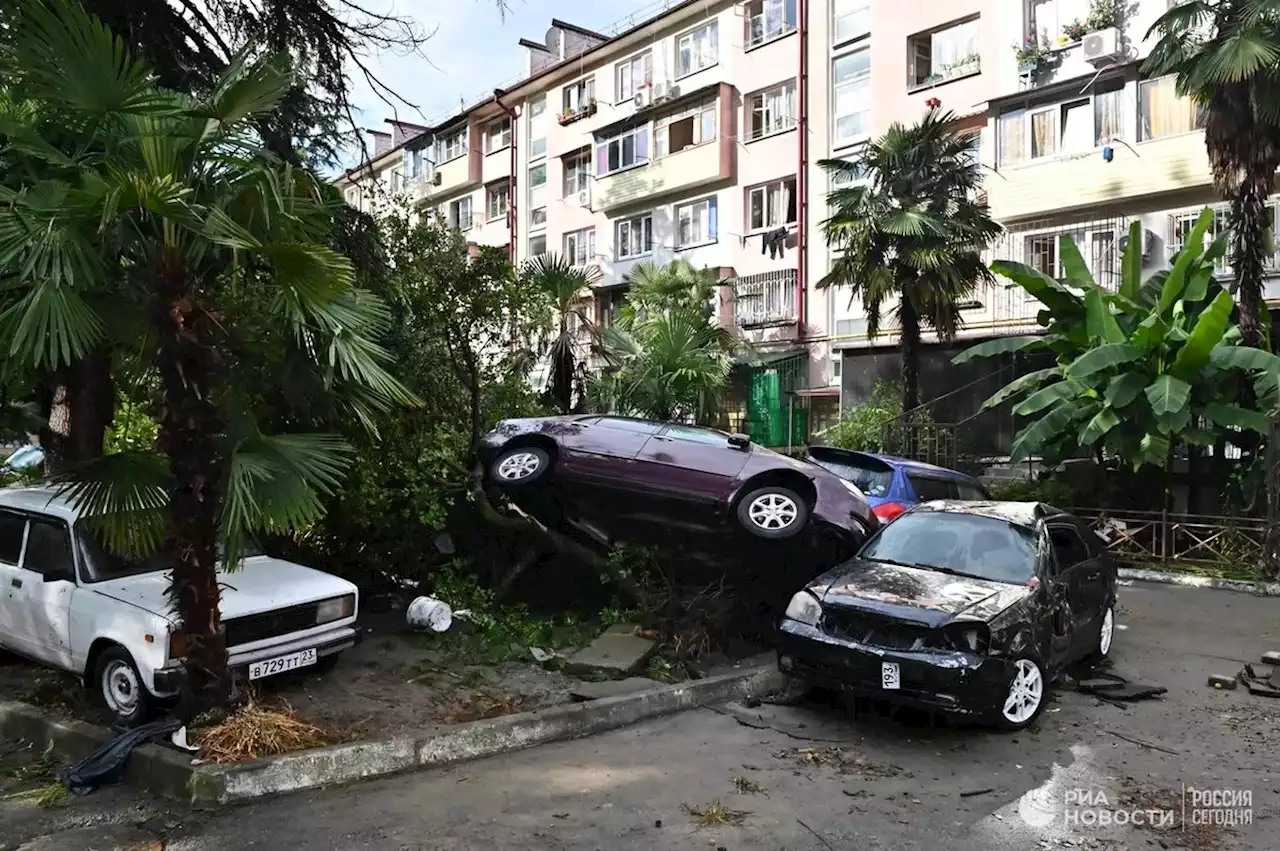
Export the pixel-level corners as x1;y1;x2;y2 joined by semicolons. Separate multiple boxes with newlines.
736;486;809;540
491;446;552;487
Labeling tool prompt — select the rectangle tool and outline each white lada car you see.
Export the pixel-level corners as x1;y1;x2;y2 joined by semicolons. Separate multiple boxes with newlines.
0;486;359;725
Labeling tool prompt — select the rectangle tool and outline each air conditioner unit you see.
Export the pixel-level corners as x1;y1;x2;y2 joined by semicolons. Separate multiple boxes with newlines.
575;190;591;206
1082;27;1122;63
667;84;682;100
431;171;443;186
1118;228;1157;260
652;81;671;101
633;89;651;109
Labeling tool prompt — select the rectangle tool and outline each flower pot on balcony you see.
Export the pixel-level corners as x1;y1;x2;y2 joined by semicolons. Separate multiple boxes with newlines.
1017;59;1037;74
585;101;598;117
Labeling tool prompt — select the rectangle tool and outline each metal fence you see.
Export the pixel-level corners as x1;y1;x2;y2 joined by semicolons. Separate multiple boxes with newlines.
1070;508;1268;574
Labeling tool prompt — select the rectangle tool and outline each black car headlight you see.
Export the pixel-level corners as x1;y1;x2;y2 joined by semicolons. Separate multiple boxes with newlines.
926;622;991;654
783;591;822;626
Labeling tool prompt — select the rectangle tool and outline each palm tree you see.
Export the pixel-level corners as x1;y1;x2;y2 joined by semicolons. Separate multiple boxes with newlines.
1145;1;1280;349
819;106;1002;413
0;0;414;710
517;253;600;413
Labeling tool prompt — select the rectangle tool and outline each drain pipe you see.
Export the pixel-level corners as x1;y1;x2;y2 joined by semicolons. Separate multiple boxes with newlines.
495;87;518;264
796;0;809;338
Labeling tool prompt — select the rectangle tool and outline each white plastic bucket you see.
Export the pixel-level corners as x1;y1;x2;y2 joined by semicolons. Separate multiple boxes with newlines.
406;596;453;632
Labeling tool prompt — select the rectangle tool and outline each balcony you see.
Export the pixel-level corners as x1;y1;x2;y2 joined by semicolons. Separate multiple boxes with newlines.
734;270;797;327
596;142;724;211
744;0;797;50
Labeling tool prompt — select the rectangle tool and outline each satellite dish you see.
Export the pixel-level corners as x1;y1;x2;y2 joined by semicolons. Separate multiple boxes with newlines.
544;25;562;53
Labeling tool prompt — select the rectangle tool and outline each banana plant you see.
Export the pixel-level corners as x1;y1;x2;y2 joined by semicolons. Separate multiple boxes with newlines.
955;208;1280;469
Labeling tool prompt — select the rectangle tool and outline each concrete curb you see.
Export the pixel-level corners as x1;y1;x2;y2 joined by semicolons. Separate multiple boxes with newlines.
1118;567;1280;596
1;664;784;807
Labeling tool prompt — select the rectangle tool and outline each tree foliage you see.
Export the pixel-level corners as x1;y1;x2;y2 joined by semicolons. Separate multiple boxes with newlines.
517;253;599;414
956;210;1280;470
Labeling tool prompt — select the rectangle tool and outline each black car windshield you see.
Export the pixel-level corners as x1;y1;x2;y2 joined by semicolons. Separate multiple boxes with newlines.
860;511;1037;584
77;530;264;583
806;449;894;498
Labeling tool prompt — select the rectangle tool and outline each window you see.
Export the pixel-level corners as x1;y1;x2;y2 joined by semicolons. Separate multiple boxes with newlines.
529;96;547;159
529;164;546;227
745;0;798;47
344;187;357;205
833;50;871;148
599;287;628;328
562;78;595;114
833;0;870;45
402;148;425;182
1030;0;1091;44
807;449;892;497
0;510;24;564
486;118;511;153
529;234;547;257
748;177;797;231
23;518;75;581
998;80;1127;166
1139;75;1206;141
1049;526;1091;571
435;127;467;163
906;475;988;502
1024;228;1118;281
655;101;716;157
661;424;726;445
448;196;473;231
486;183;509;221
616;51;653;102
676;197;717;247
595;126;650;175
1026;234;1057;276
597;416;661;434
908;18;979;88
565;228;596;266
860;512;1037;584
564;153;591;197
616;213;653;259
676;21;718;77
748;82;797;140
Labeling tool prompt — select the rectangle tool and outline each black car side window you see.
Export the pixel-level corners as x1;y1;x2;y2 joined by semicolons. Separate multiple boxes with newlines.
23;517;77;582
1048;526;1090;571
0;510;26;565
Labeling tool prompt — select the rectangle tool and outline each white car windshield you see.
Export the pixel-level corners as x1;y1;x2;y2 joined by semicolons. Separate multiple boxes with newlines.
860;512;1037;584
77;530;265;582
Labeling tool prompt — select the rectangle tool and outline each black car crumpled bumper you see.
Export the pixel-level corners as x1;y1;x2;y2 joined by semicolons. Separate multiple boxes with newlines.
776;619;1012;717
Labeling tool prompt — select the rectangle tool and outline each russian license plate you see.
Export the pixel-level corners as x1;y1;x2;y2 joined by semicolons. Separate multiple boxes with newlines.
881;661;901;690
248;648;317;680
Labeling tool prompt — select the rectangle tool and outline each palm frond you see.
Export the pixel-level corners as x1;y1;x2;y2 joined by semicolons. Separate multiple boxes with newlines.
50;451;172;556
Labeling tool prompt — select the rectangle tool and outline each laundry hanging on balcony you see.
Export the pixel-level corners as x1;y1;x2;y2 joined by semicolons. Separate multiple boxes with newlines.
760;227;789;258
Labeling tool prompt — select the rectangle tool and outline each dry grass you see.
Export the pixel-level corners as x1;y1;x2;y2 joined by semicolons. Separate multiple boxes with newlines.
682;800;751;828
2;781;67;807
196;698;339;764
731;775;767;796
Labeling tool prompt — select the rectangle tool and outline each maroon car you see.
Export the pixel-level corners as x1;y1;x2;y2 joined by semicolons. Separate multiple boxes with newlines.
478;415;877;542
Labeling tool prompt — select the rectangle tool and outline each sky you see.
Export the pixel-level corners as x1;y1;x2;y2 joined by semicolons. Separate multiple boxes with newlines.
341;0;660;164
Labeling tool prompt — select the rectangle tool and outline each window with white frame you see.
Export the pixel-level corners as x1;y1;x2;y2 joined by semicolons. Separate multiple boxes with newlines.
562;78;595;114
486;183;509;221
832;49;871;147
616;51;654;102
529;234;547;257
529;95;547;159
833;0;871;46
436;126;467;163
676;21;718;77
745;0;798;48
598;287;629;328
344;187;358;205
748;177;797;232
748;81;797;140
389;170;404;193
402;148;425;182
564;152;591;197
616;214;653;259
998;79;1126;166
1023;228;1120;283
908;18;980;88
676;197;718;248
1030;0;1091;44
1139;75;1207;141
529;164;546;227
1170;200;1280;275
448;196;473;231
595;126;650;175
486;118;511;153
655;100;716;157
564;228;596;267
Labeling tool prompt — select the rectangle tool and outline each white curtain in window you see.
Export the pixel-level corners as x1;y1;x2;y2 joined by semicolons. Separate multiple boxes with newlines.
932;20;978;73
999;111;1026;165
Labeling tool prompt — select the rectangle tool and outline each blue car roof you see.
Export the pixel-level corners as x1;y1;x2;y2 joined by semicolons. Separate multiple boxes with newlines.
809;446;975;480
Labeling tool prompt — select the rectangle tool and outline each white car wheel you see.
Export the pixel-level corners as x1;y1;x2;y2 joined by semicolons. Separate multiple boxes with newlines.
736;486;809;540
490;446;551;487
95;648;148;726
1000;658;1045;729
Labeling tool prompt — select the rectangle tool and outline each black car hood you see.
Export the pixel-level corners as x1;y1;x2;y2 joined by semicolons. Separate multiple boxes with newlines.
816;557;1034;628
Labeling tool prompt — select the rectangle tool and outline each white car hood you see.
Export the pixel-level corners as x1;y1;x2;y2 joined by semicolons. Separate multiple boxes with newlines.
90;556;356;621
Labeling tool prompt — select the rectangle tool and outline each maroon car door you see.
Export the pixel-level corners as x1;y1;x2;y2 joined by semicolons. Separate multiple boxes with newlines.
557;417;663;483
631;424;752;502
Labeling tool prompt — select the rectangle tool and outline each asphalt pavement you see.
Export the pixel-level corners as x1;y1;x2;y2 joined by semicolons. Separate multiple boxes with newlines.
3;580;1279;851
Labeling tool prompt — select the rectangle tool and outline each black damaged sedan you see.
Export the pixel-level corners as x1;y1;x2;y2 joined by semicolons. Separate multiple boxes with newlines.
777;501;1117;731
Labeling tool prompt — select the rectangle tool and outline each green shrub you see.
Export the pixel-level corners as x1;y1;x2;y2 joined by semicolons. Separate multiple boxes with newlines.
820;380;901;451
985;475;1075;507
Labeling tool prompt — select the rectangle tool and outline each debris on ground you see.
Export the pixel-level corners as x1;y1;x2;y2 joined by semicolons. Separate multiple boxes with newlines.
1120;780;1234;851
1207;674;1238;690
682;800;750;828
731;775;767;796
437;693;526;724
565;623;657;678
1103;728;1179;755
59;717;182;795
772;746;907;779
196;699;338;764
1071;670;1168;703
568;677;659;701
1261;650;1280;666
11;824;163;851
1239;663;1280;697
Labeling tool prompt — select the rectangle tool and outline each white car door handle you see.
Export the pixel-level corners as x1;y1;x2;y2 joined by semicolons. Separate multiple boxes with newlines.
10;577;21;588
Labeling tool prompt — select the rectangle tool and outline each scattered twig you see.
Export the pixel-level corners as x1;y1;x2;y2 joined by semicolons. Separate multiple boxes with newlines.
1103;729;1179;755
796;816;835;851
960;787;995;798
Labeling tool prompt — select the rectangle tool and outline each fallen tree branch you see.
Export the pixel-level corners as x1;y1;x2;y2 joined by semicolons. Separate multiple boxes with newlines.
468;462;605;568
1103;729;1179;756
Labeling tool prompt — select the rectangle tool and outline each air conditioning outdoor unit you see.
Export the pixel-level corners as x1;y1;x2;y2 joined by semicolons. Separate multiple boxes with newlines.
575;190;591;206
1082;27;1122;63
431;171;443;186
1118;228;1157;260
633;88;651;109
652;81;672;101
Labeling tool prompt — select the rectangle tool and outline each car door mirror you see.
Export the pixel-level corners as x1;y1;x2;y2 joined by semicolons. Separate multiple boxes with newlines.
727;433;751;451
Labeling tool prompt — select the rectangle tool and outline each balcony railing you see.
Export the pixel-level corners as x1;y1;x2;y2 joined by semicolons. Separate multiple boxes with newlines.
746;12;796;48
735;269;797;327
1169;197;1280;278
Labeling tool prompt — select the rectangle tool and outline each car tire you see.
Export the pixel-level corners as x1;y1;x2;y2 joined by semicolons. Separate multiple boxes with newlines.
994;653;1049;732
1091;603;1115;662
93;647;150;728
489;445;552;488
737;486;809;540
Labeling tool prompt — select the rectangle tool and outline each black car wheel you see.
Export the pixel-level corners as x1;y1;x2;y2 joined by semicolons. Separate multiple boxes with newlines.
994;653;1048;732
737;486;809;540
490;445;552;487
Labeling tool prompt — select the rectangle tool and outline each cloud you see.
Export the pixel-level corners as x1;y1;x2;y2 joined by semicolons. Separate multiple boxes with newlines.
342;0;656;162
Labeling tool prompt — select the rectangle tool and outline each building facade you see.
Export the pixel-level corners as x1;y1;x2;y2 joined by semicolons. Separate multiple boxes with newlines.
337;0;1249;452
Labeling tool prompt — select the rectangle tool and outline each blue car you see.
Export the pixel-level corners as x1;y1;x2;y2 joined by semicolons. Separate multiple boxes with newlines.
1;445;44;472
806;446;989;523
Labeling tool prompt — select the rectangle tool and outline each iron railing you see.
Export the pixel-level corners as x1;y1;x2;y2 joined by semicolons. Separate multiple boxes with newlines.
1070;508;1268;573
734;270;797;327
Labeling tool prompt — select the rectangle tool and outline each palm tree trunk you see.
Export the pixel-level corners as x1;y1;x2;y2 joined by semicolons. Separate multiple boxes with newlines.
65;350;115;463
900;301;922;415
1230;173;1273;349
154;262;230;714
